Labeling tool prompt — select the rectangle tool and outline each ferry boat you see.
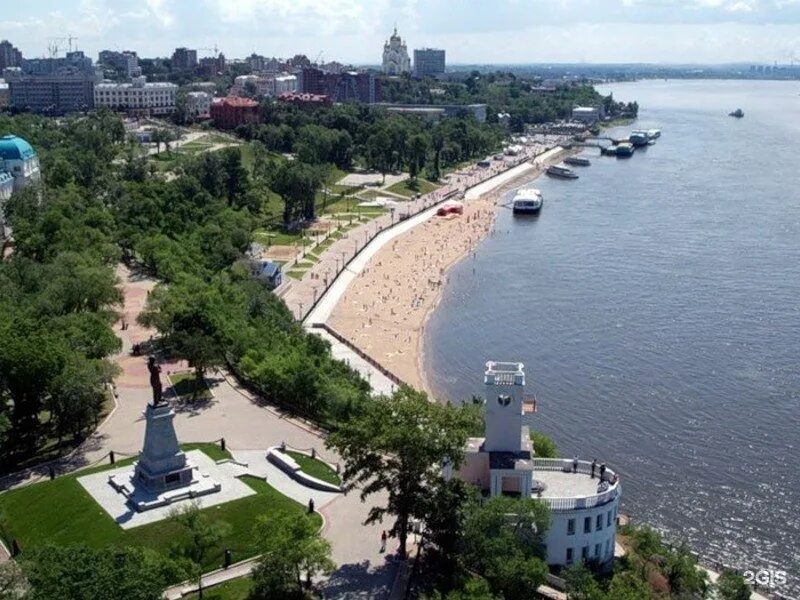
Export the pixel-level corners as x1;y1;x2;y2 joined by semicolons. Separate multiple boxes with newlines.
512;189;543;215
615;142;635;157
546;165;579;179
629;130;650;147
564;155;591;167
729;108;744;118
647;128;661;139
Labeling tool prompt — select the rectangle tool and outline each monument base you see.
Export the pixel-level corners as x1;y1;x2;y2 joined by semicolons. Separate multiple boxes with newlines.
109;466;221;512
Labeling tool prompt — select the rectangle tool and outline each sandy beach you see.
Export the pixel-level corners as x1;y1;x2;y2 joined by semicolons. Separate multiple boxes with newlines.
327;146;571;393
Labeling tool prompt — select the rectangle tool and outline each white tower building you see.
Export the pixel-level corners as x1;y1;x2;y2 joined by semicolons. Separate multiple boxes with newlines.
382;27;411;75
453;361;622;568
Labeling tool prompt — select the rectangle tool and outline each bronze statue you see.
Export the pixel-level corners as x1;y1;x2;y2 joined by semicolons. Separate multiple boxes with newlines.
147;355;163;406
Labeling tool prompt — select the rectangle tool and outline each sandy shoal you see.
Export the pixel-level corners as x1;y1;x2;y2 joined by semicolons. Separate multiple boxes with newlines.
327;155;564;393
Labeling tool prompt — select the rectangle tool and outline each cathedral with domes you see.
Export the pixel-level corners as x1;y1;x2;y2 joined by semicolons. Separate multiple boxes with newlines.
382;27;411;76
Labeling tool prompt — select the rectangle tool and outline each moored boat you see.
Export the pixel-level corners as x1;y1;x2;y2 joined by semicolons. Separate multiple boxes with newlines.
729;108;744;118
629;130;650;147
546;165;579;179
564;155;591;167
512;188;543;215
615;142;635;157
647;128;661;139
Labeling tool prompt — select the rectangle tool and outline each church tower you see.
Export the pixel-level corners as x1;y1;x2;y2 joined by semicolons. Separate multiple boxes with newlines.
382;26;411;75
483;361;526;452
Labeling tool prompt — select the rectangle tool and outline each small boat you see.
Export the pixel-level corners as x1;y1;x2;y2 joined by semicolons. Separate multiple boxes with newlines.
647;128;661;139
602;145;618;156
729;108;744;118
629;130;650;147
564;155;591;167
512;189;543;215
615;142;635;157
547;165;579;179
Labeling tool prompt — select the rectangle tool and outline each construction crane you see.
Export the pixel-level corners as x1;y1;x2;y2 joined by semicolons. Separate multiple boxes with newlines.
46;34;79;57
314;51;324;66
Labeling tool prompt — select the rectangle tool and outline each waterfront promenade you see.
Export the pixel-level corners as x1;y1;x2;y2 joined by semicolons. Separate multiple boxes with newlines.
317;147;570;392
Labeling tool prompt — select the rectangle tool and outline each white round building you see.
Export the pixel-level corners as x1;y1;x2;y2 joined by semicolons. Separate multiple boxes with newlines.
451;361;621;567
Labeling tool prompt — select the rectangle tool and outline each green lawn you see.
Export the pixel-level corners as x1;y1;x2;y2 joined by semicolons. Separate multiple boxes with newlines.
169;371;212;401
0;445;320;573
186;576;253;600
286;451;341;487
385;178;440;198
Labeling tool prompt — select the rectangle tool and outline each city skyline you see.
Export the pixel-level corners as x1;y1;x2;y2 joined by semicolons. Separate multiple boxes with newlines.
2;0;800;65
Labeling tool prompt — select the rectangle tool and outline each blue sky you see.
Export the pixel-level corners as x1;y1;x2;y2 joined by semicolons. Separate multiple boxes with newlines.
2;0;800;64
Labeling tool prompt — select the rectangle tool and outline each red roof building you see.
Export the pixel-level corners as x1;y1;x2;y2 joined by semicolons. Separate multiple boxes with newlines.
210;96;260;129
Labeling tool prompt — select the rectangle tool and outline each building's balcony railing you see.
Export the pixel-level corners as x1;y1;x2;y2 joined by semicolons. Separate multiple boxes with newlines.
532;458;620;511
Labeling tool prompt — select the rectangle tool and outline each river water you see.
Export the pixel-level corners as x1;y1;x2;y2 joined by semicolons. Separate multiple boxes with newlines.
424;80;800;596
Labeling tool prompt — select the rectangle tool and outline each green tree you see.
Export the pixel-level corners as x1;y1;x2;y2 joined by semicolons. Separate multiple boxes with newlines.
365;130;392;183
138;278;226;390
715;569;752;600
564;562;606;600
530;431;558;458
22;545;179;600
608;571;652;600
327;386;478;559
406;133;428;181
250;512;334;599
169;502;232;599
461;496;550;600
272;161;322;225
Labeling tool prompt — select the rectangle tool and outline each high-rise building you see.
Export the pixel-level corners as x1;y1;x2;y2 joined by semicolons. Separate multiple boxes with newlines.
0;40;22;70
171;47;198;71
98;50;140;78
382;27;411;75
300;67;381;104
22;51;94;76
413;48;445;78
9;72;95;114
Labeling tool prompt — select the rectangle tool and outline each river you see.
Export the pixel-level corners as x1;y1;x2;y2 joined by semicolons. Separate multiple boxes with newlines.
424;80;800;597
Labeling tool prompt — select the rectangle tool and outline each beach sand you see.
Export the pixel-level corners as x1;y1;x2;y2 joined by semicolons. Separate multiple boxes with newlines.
327;149;570;394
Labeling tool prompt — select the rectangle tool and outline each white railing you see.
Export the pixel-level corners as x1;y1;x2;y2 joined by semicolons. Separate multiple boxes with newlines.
532;458;620;511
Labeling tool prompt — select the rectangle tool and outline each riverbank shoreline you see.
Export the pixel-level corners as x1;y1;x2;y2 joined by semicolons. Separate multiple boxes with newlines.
326;146;574;394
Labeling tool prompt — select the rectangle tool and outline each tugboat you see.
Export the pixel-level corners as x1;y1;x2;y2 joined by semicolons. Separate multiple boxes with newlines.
564;155;591;167
512;189;543;215
729;108;744;118
546;165;579;179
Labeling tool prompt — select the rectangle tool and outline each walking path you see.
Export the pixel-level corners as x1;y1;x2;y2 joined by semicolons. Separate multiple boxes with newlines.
0;265;400;598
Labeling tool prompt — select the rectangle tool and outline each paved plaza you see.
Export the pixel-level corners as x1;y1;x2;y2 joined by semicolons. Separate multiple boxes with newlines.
78;450;255;529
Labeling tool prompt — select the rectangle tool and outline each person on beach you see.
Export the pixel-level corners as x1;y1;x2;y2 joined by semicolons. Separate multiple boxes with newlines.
381;530;387;552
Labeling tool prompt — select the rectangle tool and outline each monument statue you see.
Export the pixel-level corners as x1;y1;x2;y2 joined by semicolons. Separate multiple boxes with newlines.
147;355;163;406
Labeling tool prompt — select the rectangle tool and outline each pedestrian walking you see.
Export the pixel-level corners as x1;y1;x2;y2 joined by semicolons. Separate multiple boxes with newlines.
591;458;597;479
380;530;387;553
599;463;607;481
308;498;315;514
572;456;578;474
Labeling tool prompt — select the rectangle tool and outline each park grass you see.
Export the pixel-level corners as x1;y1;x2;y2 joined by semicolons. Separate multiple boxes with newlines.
285;451;340;487
0;445;320;573
286;269;308;280
169;371;212;402
385;178;440;198
186;576;253;600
